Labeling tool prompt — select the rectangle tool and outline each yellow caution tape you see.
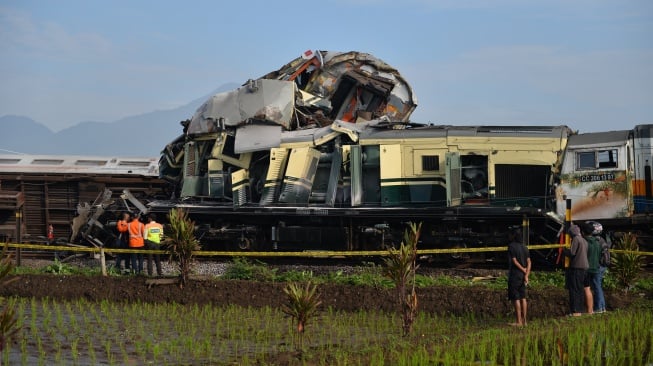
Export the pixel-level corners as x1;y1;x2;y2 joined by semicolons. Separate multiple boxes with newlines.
1;243;163;255
1;242;651;258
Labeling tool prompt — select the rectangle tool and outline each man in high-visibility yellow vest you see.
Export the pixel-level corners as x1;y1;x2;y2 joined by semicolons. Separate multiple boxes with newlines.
144;213;164;276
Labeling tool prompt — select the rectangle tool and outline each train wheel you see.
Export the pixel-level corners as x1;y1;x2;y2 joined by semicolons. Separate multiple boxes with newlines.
238;237;251;250
450;243;469;260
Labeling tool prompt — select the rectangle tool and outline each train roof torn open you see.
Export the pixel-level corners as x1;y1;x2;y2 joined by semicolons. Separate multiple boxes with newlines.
160;49;419;186
186;50;418;135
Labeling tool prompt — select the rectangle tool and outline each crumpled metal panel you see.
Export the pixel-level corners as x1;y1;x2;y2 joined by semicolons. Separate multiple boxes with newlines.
186;50;416;137
330;119;380;142
259;50;417;125
187;79;295;135
234;124;282;154
280;125;339;148
235;122;348;154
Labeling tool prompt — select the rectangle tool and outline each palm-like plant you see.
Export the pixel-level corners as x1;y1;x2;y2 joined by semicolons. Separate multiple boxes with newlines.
382;222;422;337
281;281;322;351
164;208;200;287
612;232;643;292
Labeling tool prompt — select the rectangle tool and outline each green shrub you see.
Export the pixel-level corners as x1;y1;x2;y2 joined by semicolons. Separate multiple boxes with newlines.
42;260;75;275
164;208;200;287
611;232;643;292
222;257;278;281
277;270;313;282
382;222;421;337
281;281;322;351
529;270;565;288
634;275;653;292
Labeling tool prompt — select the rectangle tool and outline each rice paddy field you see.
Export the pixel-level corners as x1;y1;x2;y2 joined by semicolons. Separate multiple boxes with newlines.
1;257;651;365
1;293;651;365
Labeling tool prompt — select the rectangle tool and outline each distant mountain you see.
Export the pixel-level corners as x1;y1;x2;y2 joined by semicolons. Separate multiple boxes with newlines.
0;83;239;157
0;115;54;154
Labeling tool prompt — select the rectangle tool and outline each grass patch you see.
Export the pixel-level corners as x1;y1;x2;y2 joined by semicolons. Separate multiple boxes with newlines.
222;257;279;281
210;259;650;295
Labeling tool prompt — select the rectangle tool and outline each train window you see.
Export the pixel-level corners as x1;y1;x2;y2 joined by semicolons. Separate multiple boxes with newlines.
118;161;150;167
577;149;618;170
75;160;107;166
598;149;618;168
31;159;64;165
577;152;595;169
422;155;439;171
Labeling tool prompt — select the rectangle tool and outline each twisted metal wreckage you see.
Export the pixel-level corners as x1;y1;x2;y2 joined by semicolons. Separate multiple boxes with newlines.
159;50;418;202
74;50;422;249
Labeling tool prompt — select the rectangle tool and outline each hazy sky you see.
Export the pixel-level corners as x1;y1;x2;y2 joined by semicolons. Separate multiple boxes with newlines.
1;0;651;133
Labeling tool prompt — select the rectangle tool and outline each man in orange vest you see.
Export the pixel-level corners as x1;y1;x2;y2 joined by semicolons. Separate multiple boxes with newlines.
115;212;131;273
128;214;146;274
47;224;54;243
144;213;164;276
48;223;61;261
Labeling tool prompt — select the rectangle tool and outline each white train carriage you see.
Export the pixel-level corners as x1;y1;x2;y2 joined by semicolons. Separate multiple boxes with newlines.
0;154;163;243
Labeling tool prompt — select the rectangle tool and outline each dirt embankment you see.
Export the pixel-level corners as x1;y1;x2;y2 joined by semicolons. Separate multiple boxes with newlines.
0;273;643;319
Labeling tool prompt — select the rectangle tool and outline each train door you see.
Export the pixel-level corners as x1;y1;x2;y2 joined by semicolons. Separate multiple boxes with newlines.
633;125;653;213
460;155;489;203
407;147;448;205
347;145;381;206
181;141;208;197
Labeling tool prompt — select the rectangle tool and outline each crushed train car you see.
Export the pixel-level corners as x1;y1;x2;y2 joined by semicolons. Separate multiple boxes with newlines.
4;49;653;264
0;155;165;244
159;50;417;199
143;49;575;256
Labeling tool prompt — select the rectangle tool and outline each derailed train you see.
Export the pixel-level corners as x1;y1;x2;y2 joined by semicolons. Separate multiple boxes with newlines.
75;50;653;257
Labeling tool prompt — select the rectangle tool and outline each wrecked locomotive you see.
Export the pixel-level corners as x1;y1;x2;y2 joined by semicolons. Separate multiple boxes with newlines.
74;50;653;257
107;50;566;253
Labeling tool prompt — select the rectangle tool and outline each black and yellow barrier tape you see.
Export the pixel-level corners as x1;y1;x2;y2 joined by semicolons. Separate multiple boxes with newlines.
1;242;651;258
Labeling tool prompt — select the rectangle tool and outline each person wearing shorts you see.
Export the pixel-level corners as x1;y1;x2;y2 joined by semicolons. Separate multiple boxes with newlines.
507;226;531;326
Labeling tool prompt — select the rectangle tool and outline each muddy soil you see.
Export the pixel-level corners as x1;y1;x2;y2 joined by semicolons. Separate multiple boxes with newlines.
0;272;642;319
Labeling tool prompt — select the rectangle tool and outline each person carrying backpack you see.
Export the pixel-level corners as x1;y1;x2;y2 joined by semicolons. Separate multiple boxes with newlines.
586;221;609;313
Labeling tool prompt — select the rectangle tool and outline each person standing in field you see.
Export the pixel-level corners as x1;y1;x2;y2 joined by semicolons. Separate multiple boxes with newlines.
564;223;588;316
114;212;131;273
128;214;146;274
144;213;164;277
581;222;598;314
586;221;608;313
507;225;531;326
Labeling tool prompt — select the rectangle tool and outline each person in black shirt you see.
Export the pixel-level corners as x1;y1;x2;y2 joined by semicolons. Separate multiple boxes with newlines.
507;225;531;326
